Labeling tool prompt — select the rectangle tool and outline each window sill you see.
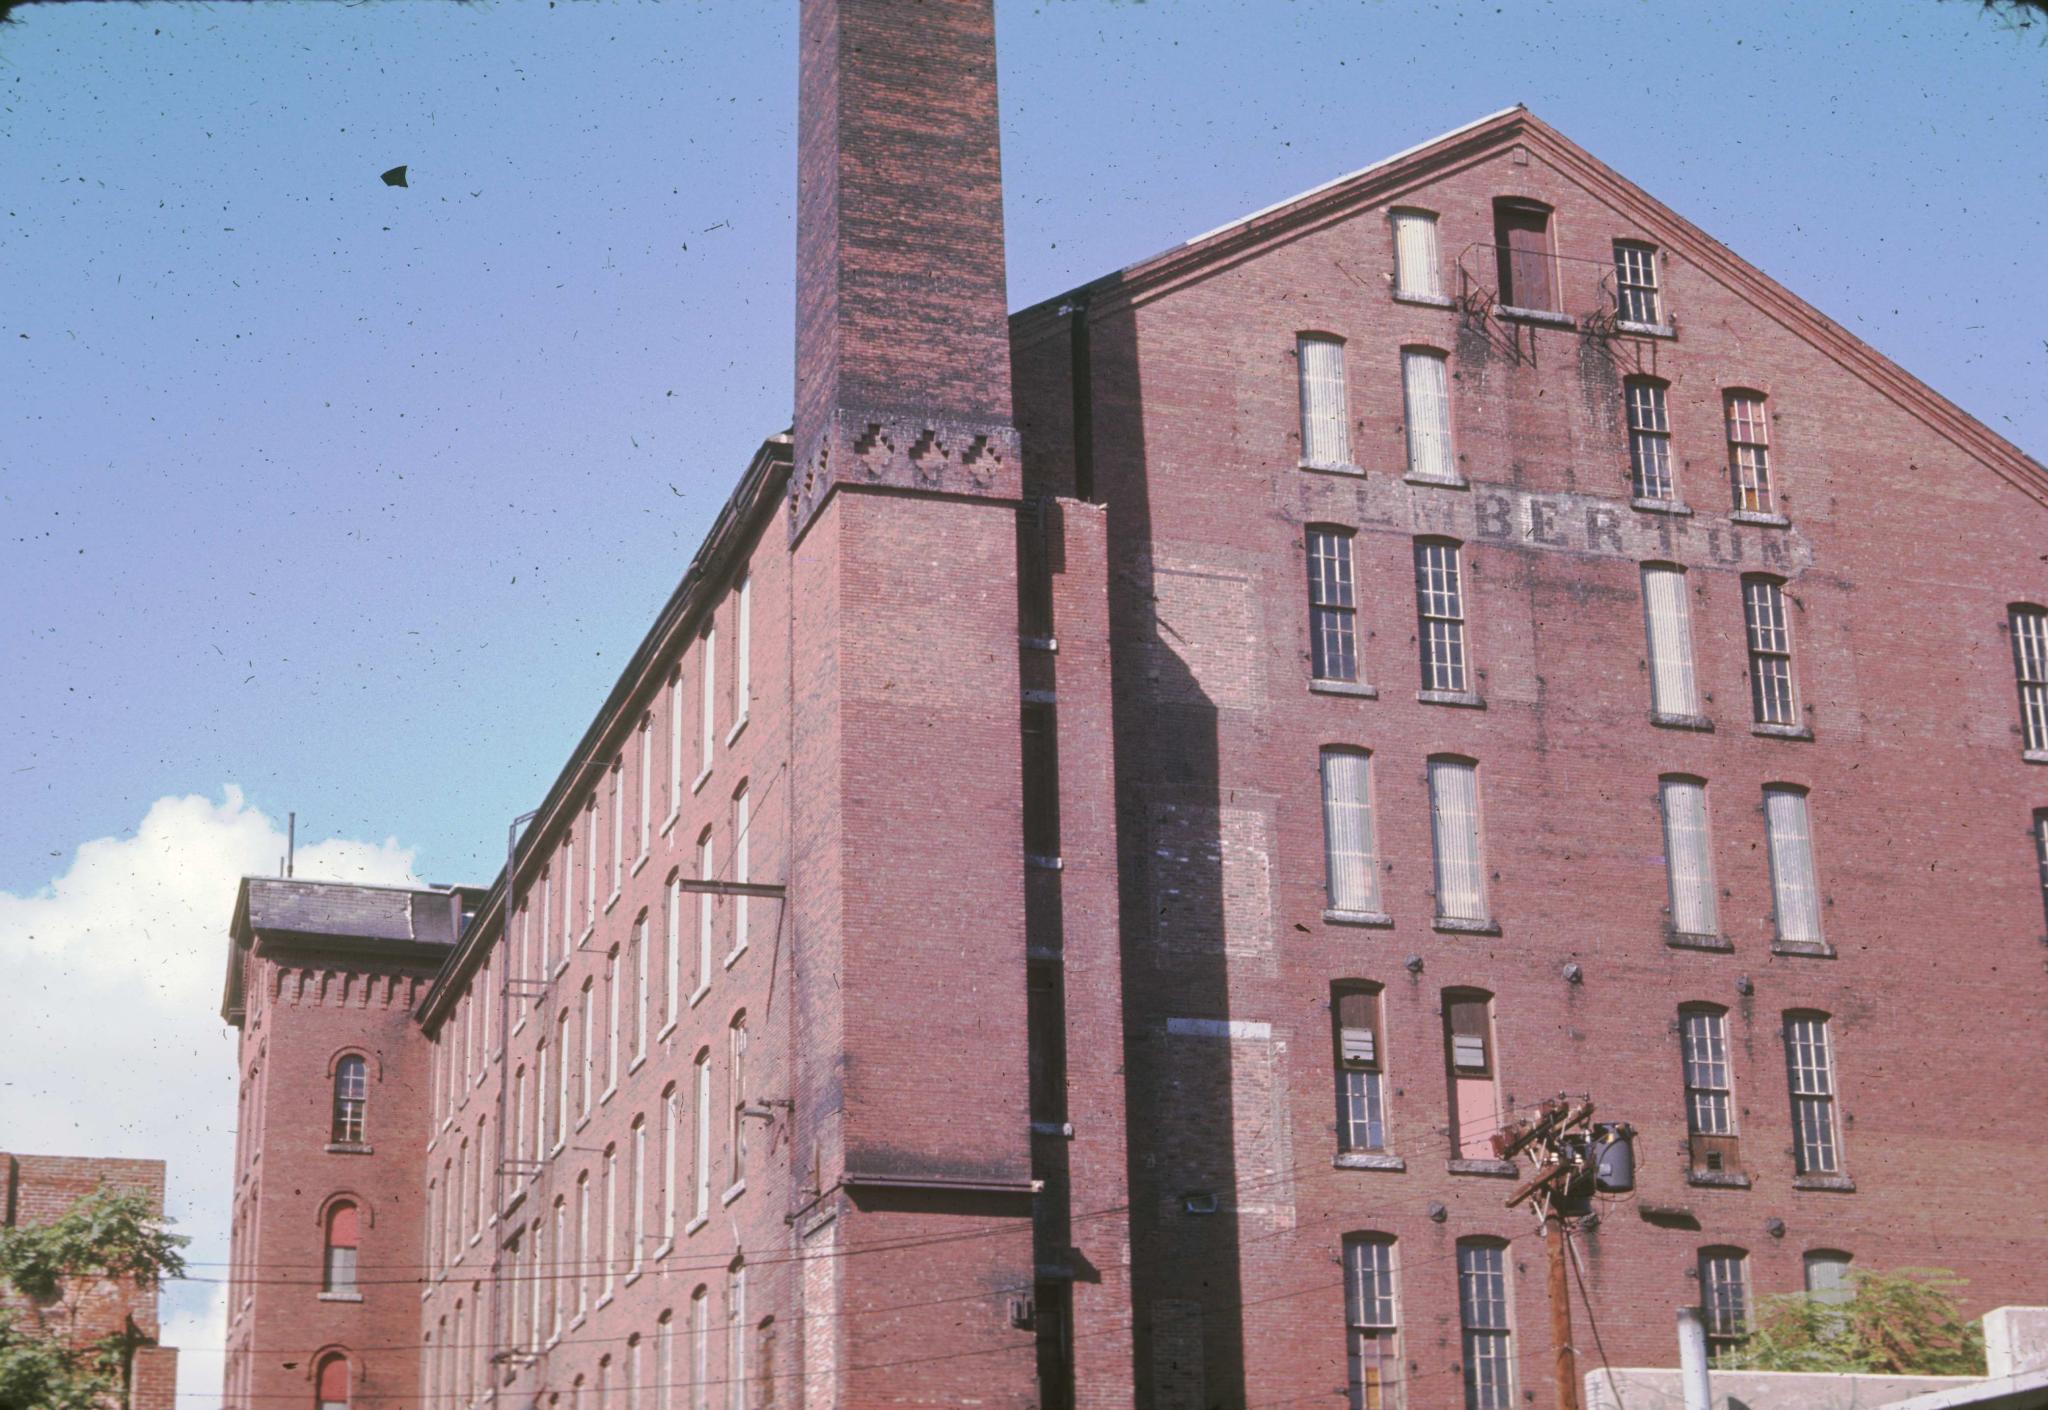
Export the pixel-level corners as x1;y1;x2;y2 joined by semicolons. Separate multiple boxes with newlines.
1021;634;1058;653
653;1240;674;1262
580;924;596;949
570;1314;588;1334
1792;1173;1856;1192
1687;1170;1752;1189
661;807;681;839
1394;290;1457;309
689;983;711;1010
605;890;621;915
2021;749;2048;765
1417;688;1485;709
318;1291;364;1303
575;1113;592;1134
628;1053;648;1077
324;1142;374;1156
1032;1120;1076;1138
1666;931;1732;953
686;1213;710;1237
721;1181;747;1207
1433;917;1501;936
1026;854;1064;871
1751;722;1814;741
503;1188;527;1220
1324;908;1394;929
624;1269;644;1289
725;714;749;748
553;956;572;979
1447;1158;1519;1178
1771;938;1835;959
1334;1152;1407;1172
1730;509;1790;528
657;1018;679;1044
1616;319;1676;339
550;1141;566;1160
723;942;748;971
1403;472;1469;490
1310;679;1378;699
1630;496;1693;516
632;854;650;878
1494;304;1574;329
1651;711;1714;732
596;1292;615;1312
1298;458;1364;477
601;1084;617;1107
691;767;713;796
468;1231;483;1249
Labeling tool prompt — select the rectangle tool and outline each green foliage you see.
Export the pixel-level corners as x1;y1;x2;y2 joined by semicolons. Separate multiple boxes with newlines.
1724;1268;1987;1377
0;1192;186;1304
0;1310;125;1410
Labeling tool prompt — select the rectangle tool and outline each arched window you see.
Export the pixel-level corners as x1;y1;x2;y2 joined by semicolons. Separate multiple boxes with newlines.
314;1354;350;1410
323;1202;359;1294
332;1056;367;1144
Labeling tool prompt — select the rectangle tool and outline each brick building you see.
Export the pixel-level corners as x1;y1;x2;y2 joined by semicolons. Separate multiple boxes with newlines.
1;1153;180;1410
220;3;2048;1409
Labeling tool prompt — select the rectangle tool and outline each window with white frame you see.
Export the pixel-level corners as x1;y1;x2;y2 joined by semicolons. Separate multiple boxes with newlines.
1344;1233;1401;1410
1763;785;1822;944
586;803;599;927
2034;810;2048;933
1392;209;1441;300
549;1196;566;1338
661;1083;680;1244
625;1335;642;1410
601;1143;618;1300
727;1013;748;1190
1414;539;1469;694
700;626;717;776
1640;564;1701;718
575;1171;592;1318
689;1287;710;1410
1744;577;1799;726
1428;758;1487;923
733;575;750;729
332;1055;368;1144
1444;991;1500;1160
1627;378;1674;501
665;873;682;1028
1614;241;1662;325
1726;391;1774;514
1783;1012;1841;1174
1401;348;1456;483
1680;1006;1738;1173
2012;606;2048;753
630;1118;650;1274
1699;1248;1751;1360
693;1052;712;1221
562;837;576;954
1659;776;1718;937
1457;1241;1513;1410
632;916;648;1063
610;760;625;893
1307;527;1360;684
555;1008;573;1145
322;1202;359;1294
657;1310;676;1410
541;867;555;975
1298;334;1352;469
638;716;653;859
731;784;750;960
725;1259;747;1410
604;947;620;1091
695;830;715;995
668;669;684;814
1320;748;1381;917
580;981;596;1116
1333;986;1387;1155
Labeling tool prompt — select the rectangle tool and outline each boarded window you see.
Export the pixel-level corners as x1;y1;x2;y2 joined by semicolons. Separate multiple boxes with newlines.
1298;335;1352;468
1764;786;1822;944
1494;201;1554;311
1333;986;1386;1154
1393;210;1441;299
1444;993;1498;1160
1344;1234;1401;1409
1428;759;1486;922
1321;749;1380;915
2035;811;2048;934
1804;1251;1853;1307
1640;565;1700;717
1401;349;1456;483
316;1355;350;1410
1659;777;1718;937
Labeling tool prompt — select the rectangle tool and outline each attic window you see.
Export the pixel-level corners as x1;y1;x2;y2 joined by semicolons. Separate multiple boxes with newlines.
1493;199;1556;311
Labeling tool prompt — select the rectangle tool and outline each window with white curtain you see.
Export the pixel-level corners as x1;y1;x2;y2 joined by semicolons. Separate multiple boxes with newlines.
1428;759;1487;923
1401;349;1456;483
1659;777;1718;937
1764;786;1822;944
1320;748;1381;916
1392;209;1441;299
1298;335;1352;469
1641;565;1701;718
2012;605;2048;753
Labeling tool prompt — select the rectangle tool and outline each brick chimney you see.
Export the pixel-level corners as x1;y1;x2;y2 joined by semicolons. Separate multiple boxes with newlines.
791;0;1021;537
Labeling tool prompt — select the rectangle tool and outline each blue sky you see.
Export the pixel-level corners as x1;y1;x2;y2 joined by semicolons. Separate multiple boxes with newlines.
0;0;2042;1400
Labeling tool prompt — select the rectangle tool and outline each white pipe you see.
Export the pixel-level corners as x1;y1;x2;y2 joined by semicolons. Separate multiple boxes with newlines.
1677;1306;1713;1410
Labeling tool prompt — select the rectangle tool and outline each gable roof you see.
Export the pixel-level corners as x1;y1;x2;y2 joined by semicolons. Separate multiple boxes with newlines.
1012;105;2048;509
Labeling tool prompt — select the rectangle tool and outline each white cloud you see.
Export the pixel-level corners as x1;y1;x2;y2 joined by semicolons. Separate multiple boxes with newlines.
0;787;419;1410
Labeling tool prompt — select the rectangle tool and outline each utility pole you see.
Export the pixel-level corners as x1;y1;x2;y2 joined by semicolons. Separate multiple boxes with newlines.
1493;1098;1636;1410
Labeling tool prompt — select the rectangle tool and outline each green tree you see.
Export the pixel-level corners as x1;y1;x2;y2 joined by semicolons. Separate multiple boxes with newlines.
0;1190;187;1410
1725;1268;1988;1377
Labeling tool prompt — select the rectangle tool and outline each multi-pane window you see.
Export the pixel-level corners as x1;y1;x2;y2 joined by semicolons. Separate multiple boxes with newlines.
1443;991;1500;1159
1744;577;1798;726
1298;335;1352;469
1321;749;1381;916
1784;1012;1841;1174
1414;540;1468;693
1680;1007;1738;1174
1641;565;1701;718
665;875;682;1029
700;627;717;775
1392;210;1441;300
1307;528;1360;684
696;830;716;996
1333;986;1387;1154
732;575;751;727
630;1117;647;1275
1764;786;1823;945
1457;1241;1514;1410
2034;811;2048;933
1614;241;1662;325
1343;1234;1401;1410
1428;758;1487;923
1627;379;1675;501
725;1259;747;1410
323;1202;359;1294
2012;606;2048;753
1659;777;1718;937
332;1055;368;1143
1493;199;1554;311
1401;349;1456;484
638;716;653;859
1726;392;1774;513
693;1052;712;1220
1699;1248;1752;1360
632;917;648;1063
732;785;751;958
728;1014;749;1189
690;1287;711;1410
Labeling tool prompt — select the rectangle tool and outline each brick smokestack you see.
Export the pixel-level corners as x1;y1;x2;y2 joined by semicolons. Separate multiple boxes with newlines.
791;0;1021;536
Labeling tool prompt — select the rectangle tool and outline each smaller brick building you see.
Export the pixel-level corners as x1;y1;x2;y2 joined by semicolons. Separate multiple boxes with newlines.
0;1153;180;1410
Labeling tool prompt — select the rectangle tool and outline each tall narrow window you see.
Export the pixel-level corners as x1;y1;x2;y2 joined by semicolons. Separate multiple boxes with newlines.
1332;985;1387;1154
629;1117;647;1276
1764;786;1822;945
562;836;576;953
576;1172;592;1318
700;627;717;775
1443;991;1500;1159
661;1083;680;1245
665;873;682;1030
693;1052;712;1220
731;785;750;959
1698;1248;1752;1360
1392;210;1441;299
550;1197;567;1339
626;1337;642;1410
610;761;625;895
668;669;684;814
725;1259;747;1410
727;1014;748;1190
638;716;653;859
1783;1012;1841;1174
1343;1234;1401;1410
332;1055;367;1144
1680;1007;1738;1174
1320;748;1381;917
1428;758;1487;923
1401;349;1456;484
581;979;597;1114
732;575;751;728
1640;565;1701;718
1297;334;1352;469
1614;241;1662;324
315;1355;350;1410
555;1010;573;1145
604;950;620;1092
1627;379;1674;501
586;802;599;927
1726;391;1774;513
690;1287;711;1410
632;918;648;1063
1804;1251;1853;1308
657;1311;676;1410
322;1202;359;1294
601;1144;619;1301
2034;810;2048;933
1493;200;1554;311
695;830;715;995
1414;539;1468;693
1306;528;1360;685
1659;777;1718;937
1457;1241;1514;1410
2012;605;2048;753
541;867;555;976
1744;577;1798;726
